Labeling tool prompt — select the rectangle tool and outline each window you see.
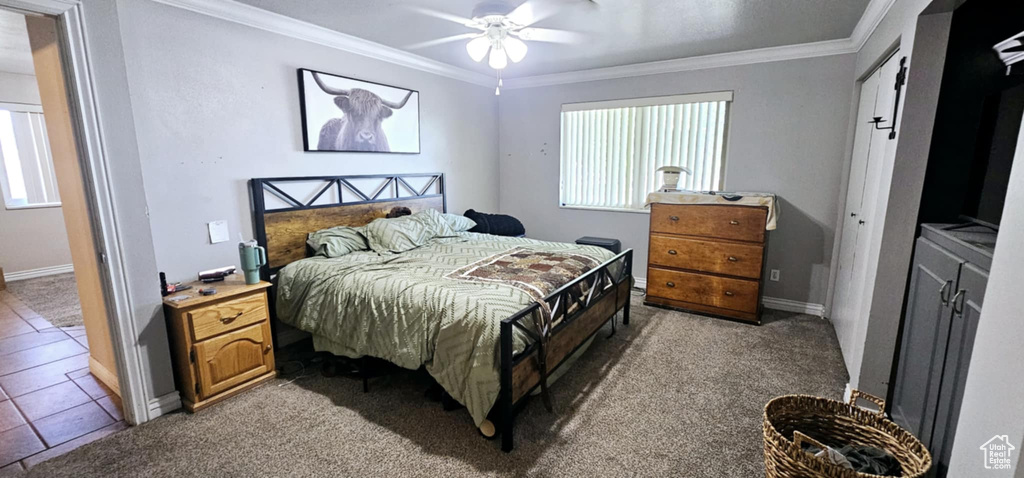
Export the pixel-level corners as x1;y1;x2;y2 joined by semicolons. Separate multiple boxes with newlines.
0;104;60;209
559;92;732;211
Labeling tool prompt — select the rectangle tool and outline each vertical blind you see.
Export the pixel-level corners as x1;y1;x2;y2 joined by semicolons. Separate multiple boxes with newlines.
559;92;731;211
0;108;60;208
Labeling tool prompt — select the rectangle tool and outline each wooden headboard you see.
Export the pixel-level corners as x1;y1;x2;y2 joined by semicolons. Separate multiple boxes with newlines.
249;173;445;278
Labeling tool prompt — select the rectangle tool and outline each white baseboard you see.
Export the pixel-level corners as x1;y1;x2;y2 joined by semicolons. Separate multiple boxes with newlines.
147;391;182;419
633;277;647;290
4;264;74;282
762;297;826;317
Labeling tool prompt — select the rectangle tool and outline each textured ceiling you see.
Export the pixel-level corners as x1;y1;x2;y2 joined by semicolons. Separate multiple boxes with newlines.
0;9;34;76
234;0;872;78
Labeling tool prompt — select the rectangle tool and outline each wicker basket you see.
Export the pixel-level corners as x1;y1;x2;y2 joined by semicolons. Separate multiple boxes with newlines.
763;389;932;478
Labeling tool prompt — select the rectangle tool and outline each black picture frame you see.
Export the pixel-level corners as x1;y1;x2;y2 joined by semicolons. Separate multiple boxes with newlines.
298;68;421;154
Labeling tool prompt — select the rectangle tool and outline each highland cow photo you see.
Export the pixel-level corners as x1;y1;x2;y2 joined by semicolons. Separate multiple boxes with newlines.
299;68;420;153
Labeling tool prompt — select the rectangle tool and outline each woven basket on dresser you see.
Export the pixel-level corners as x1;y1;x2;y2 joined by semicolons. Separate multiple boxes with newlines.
763;389;932;478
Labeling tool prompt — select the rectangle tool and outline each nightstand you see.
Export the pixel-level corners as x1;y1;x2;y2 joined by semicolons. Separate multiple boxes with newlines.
162;274;276;412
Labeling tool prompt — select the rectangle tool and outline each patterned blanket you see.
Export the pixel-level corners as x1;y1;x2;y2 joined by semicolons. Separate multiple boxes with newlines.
275;233;615;426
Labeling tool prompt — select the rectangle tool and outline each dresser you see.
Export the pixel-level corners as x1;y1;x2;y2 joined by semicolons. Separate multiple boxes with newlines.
163;275;276;412
645;201;770;324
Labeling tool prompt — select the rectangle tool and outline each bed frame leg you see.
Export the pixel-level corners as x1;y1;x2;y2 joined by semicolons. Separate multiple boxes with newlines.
500;320;514;452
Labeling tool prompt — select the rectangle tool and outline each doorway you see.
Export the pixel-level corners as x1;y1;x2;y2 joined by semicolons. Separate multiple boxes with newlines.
0;9;125;471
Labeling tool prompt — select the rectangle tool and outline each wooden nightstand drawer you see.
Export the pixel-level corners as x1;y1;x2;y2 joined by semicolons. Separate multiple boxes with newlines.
646;267;760;314
194;321;274;398
649;234;764;279
650;203;766;243
188;292;268;341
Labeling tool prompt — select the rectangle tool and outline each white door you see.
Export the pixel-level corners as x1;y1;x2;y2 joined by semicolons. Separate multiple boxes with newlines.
832;51;901;373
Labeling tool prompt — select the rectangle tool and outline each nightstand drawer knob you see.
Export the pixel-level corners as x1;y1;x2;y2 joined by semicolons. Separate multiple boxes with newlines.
727;256;738;262
220;312;243;324
666;281;675;288
729;220;740;225
724;291;735;297
669;215;679;221
668;249;677;255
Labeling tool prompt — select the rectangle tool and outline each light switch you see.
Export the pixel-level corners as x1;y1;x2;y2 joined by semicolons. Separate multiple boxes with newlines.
208;220;229;244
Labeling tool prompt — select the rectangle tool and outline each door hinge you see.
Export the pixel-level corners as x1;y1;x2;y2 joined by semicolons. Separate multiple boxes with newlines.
99;252;107;264
189;350;195;363
195;382;200;396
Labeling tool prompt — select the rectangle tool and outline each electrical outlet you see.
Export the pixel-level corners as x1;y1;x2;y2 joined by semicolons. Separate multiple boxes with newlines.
770;269;780;282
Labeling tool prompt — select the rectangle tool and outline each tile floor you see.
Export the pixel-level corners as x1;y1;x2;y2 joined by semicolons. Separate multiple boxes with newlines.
0;290;125;473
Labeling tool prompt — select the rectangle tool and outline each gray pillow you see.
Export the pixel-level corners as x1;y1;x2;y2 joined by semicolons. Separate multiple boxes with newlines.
364;209;454;253
307;225;369;258
442;213;477;232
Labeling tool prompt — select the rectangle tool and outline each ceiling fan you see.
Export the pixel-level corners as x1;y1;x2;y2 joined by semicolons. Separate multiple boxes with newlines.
406;0;592;94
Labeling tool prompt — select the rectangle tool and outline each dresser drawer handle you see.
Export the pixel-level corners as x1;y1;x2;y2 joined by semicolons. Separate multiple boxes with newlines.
666;281;675;288
220;312;243;324
667;249;677;255
729;220;740;225
669;215;679;221
727;256;738;262
724;291;734;297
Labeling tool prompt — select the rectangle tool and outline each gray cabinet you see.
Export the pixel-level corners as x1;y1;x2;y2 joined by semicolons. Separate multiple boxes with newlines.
890;223;992;476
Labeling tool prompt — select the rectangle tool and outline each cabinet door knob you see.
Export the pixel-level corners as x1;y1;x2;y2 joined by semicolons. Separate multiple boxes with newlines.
727;256;738;262
264;344;272;353
729;220;740;225
669;215;679;221
668;249;677;255
724;291;734;297
666;281;675;288
220;312;243;324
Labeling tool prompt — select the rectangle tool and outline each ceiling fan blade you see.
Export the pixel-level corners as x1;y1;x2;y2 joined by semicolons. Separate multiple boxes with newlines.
405;6;482;29
404;33;481;50
506;0;562;27
515;27;585;44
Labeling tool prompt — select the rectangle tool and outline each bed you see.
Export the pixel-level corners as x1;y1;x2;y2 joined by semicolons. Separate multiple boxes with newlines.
249;173;633;451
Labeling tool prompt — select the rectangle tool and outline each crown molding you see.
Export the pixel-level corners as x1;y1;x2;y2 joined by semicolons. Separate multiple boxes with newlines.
502;38;857;89
150;0;894;91
150;0;494;87
849;0;897;51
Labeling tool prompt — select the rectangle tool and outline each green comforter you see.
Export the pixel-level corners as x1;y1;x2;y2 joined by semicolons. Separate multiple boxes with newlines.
275;232;614;426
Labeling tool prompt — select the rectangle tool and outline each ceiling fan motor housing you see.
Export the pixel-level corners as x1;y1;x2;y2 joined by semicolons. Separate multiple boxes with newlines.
471;0;515;20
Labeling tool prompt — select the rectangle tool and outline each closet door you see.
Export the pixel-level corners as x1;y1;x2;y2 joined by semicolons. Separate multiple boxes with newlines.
831;66;882;347
832;51;900;359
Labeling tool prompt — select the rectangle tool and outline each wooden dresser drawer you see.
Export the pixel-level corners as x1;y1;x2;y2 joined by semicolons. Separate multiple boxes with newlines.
188;292;268;341
650;203;767;243
649;234;764;279
646;267;760;313
193;321;274;398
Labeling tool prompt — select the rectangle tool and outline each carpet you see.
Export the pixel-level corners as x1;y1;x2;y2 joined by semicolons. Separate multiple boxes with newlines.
26;296;848;477
6;273;83;328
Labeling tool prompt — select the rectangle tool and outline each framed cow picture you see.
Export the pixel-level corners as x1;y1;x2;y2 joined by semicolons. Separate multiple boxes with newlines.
298;68;420;154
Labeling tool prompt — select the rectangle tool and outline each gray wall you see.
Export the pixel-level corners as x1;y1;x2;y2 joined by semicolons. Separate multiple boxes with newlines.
115;1;499;283
0;69;73;275
497;54;856;305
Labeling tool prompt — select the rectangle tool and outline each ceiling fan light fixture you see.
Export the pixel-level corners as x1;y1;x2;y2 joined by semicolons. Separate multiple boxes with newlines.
504;36;528;63
466;36;491;62
488;45;508;70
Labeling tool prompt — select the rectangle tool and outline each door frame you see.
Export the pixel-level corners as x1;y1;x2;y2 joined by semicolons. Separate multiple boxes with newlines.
0;0;150;425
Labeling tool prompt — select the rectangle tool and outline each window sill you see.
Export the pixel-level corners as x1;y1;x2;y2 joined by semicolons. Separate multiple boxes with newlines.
4;202;62;211
559;205;651;214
